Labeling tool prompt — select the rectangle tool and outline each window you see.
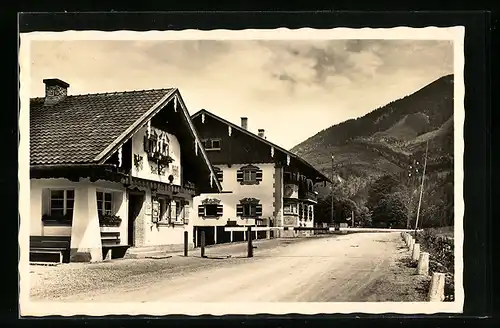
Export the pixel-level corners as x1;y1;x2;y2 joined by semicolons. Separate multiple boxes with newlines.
202;138;221;151
243;204;256;216
198;198;223;218
96;191;113;215
284;203;298;216
158;197;171;222
172;199;186;222
236;198;262;218
244;170;256;182
49;189;74;218
237;165;263;185
204;204;219;216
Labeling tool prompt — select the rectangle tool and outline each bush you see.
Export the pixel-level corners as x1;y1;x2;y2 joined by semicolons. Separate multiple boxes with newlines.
417;228;455;301
417;229;454;273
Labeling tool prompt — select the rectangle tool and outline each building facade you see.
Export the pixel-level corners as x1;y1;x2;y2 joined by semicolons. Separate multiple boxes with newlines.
189;110;331;245
29;79;222;263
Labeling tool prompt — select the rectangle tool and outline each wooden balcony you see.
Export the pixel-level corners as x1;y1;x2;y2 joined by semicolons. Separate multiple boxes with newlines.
299;189;318;203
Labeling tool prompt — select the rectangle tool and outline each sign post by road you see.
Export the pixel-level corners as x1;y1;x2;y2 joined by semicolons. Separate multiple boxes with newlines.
183;230;188;257
200;231;206;258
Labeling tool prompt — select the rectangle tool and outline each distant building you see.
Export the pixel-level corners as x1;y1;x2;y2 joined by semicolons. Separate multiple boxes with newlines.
29;79;222;263
190;109;331;245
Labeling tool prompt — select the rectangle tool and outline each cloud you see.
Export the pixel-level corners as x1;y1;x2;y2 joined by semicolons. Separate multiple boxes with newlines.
29;39;454;149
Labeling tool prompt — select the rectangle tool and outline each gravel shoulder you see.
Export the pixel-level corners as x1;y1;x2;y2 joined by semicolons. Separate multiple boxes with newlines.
29;233;428;302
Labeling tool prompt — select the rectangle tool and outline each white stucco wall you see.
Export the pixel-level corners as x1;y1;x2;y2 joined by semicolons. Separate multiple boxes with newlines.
133;188;194;247
131;126;182;186
30;178;128;245
191;163;276;227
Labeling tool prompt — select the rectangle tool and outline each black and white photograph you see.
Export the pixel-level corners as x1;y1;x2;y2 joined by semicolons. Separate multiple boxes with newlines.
19;27;465;316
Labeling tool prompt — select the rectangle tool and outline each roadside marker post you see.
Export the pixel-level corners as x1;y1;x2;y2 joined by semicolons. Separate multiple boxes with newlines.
428;272;446;302
417;252;430;276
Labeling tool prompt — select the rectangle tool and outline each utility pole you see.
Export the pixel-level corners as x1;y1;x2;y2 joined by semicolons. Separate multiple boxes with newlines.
406;160;415;229
330;154;334;227
414;140;429;241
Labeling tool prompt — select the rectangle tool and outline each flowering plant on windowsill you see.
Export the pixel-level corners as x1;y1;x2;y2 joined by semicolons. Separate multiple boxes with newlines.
98;213;122;227
148;151;174;165
158;155;174;167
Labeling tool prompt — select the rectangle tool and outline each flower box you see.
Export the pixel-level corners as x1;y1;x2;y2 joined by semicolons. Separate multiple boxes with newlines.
42;213;72;226
99;214;122;227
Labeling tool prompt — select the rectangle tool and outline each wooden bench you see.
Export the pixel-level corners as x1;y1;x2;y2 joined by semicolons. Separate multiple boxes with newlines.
101;231;121;246
101;231;130;259
30;236;70;264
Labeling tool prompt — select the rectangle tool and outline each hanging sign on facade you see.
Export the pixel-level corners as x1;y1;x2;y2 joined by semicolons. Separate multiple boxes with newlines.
151;199;160;223
283;216;296;227
145;201;152;215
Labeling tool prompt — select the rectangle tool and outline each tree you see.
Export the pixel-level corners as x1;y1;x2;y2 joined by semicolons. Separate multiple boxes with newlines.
371;193;407;228
314;193;359;226
356;205;372;227
366;174;400;210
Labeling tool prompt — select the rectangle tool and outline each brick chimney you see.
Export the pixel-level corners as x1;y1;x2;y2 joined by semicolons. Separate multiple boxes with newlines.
241;117;248;130
258;129;265;139
43;78;70;106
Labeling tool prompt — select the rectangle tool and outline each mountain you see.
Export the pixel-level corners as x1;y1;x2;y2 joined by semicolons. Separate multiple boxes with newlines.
291;74;454;205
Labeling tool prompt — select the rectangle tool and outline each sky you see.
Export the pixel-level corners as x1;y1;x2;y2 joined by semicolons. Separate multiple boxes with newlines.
30;39;453;150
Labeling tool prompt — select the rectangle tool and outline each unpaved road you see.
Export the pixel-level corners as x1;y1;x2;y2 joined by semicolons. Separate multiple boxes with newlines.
31;232;423;302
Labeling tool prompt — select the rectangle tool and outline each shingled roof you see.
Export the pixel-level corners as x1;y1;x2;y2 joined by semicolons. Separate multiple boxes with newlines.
30;89;175;165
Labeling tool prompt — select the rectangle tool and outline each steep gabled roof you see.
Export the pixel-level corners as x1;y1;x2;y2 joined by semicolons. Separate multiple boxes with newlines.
191;109;331;183
30;89;175;165
30;88;222;191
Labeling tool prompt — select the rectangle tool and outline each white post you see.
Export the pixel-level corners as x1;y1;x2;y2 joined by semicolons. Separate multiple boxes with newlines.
428;272;446;302
412;243;421;262
230;231;233;243
70;184;103;262
214;226;217;244
409;238;415;251
417;252;430;275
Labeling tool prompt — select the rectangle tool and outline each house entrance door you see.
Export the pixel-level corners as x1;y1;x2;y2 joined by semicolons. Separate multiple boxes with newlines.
128;192;144;246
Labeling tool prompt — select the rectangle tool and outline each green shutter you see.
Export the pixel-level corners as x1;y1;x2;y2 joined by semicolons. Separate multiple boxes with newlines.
256;170;263;182
236;171;244;182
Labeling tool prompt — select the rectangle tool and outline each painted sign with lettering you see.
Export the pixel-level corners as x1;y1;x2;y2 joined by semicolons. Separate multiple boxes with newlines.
145;202;152;216
151;200;160;223
283;216;296;227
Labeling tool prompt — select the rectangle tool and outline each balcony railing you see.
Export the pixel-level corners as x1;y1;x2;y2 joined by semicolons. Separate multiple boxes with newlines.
299;190;318;203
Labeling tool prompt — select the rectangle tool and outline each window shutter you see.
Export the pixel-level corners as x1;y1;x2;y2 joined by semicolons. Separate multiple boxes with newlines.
255;204;263;217
236;204;243;216
256;170;263;182
198;205;205;217
216;204;224;216
236;170;243;182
